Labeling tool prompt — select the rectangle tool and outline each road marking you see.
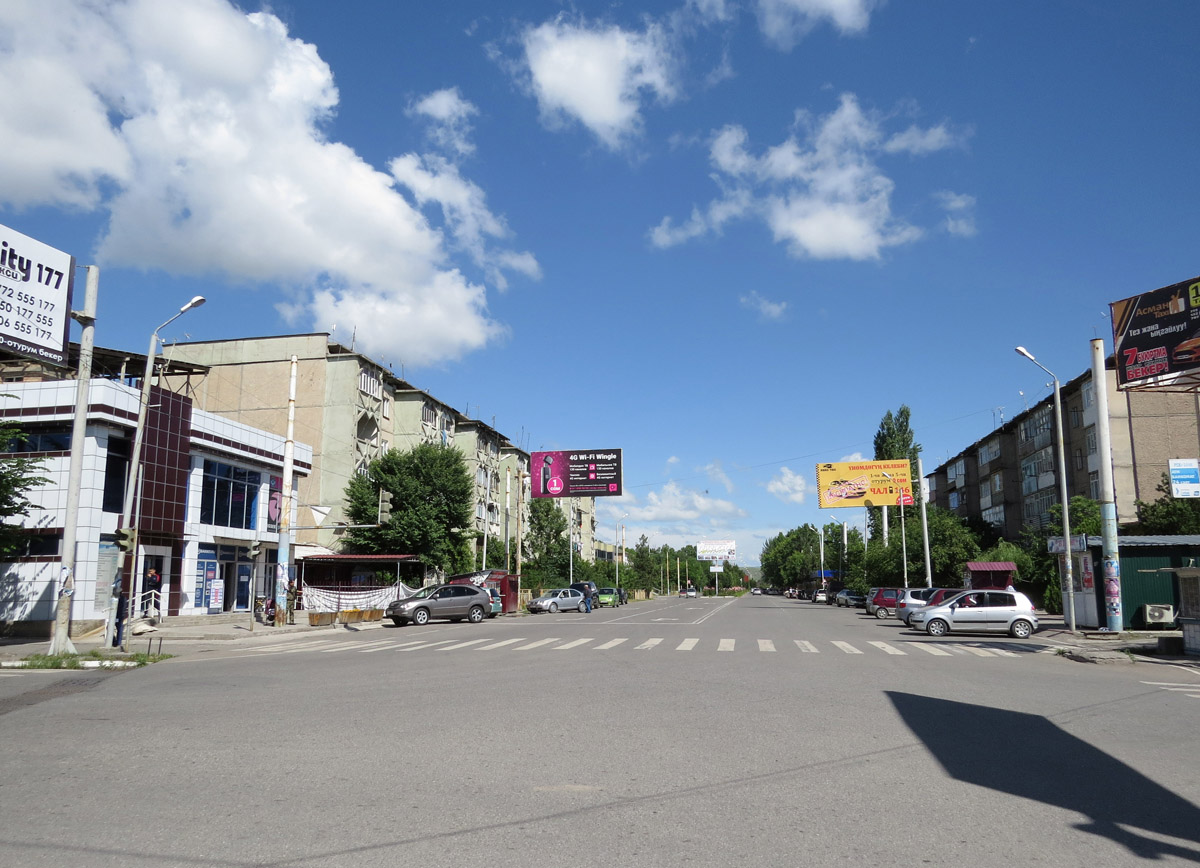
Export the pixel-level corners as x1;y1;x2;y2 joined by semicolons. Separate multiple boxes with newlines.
718;639;735;652
987;648;1020;657
321;639;395;653
676;638;699;651
758;639;776;653
437;638;492;651
831;641;862;655
399;640;457;652
794;640;819;653
652;618;679;622
476;638;526;651
635;638;663;650
253;640;337;653
594;638;628;650
515;638;561;651
958;646;997;657
555;638;594;650
910;644;952;656
868;641;906;656
360;639;429;653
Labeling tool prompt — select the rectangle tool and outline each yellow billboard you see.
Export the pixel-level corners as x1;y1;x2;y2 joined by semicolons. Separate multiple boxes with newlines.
815;460;912;509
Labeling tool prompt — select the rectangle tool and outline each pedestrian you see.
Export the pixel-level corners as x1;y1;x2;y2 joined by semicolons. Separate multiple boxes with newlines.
286;581;297;625
143;567;162;616
583;584;593;613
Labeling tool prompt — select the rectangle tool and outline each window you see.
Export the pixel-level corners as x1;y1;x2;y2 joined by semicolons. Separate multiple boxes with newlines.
982;505;1005;527
1085;426;1097;455
1069;406;1082;428
1082;381;1095;408
1020;447;1054;495
382;397;391;419
947;458;966;484
1074;448;1085;471
359;367;382;399
1;428;71;453
422;403;436;426
948;491;960;510
1090;471;1101;500
103;437;131;513
1019;406;1053;443
977;439;1001;466
1023;489;1058;529
199;460;261;530
992;474;1003;493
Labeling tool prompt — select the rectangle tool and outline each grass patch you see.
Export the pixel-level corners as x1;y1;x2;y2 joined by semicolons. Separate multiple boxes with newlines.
22;649;173;669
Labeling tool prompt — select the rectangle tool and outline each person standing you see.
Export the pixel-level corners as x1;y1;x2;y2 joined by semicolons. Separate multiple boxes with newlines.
583;584;593;613
143;568;162;616
285;581;297;625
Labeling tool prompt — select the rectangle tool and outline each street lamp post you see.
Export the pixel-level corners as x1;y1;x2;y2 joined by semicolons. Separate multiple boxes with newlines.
615;513;628;589
1015;346;1076;633
111;295;206;649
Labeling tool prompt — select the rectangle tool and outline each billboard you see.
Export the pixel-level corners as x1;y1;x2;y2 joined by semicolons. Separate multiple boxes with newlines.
1110;275;1200;388
531;449;623;498
697;540;736;561
0;222;75;368
815;460;912;509
1169;458;1200;498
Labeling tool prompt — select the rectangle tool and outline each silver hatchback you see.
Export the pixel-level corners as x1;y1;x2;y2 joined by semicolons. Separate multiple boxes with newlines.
527;588;586;614
908;590;1039;639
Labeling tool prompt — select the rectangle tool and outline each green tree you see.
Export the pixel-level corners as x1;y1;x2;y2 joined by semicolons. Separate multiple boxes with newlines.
521;498;569;588
342;443;474;574
870;405;923;540
1017;495;1101;612
0;423;47;558
1133;473;1200;533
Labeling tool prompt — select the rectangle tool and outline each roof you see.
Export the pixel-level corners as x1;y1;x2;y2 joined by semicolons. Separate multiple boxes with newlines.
298;553;419;563
965;561;1017;571
1088;535;1200;547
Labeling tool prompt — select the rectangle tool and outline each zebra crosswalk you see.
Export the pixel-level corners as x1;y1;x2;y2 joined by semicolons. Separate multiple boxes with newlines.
241;635;1033;659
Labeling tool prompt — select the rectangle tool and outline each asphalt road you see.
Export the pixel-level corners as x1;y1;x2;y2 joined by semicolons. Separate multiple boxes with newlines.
2;594;1198;867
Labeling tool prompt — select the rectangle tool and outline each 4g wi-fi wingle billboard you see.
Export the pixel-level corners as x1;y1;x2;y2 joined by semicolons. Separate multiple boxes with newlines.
531;449;623;498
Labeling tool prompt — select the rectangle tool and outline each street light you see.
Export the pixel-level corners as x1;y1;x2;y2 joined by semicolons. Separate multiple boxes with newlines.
1015;346;1076;633
615;513;628;589
113;295;206;647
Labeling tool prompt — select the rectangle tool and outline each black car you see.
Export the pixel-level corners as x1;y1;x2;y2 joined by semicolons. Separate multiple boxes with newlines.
569;581;599;607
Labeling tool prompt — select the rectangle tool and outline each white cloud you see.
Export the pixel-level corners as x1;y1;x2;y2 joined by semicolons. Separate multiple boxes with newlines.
702;460;735;493
840;451;864;461
667;455;680;465
767;466;809;503
409;87;478;156
884;122;963;156
0;0;534;367
654;93;937;260
630;481;745;523
757;0;879;49
520;16;677;149
740;291;788;320
935;190;978;237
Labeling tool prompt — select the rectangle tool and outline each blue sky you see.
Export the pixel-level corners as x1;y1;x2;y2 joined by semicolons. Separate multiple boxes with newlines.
1;0;1197;565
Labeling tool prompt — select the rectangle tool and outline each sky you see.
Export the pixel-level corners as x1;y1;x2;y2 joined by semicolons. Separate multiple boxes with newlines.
1;0;1197;566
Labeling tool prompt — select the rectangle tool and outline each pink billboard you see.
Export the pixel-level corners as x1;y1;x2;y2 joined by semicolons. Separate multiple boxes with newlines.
532;449;623;498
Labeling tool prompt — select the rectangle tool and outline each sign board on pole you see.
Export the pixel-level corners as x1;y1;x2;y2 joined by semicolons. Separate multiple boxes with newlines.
816;460;912;509
1169;458;1200;498
531;449;623;498
709;565;721;572
1046;534;1088;554
0;222;75;368
1110;275;1200;389
697;540;736;561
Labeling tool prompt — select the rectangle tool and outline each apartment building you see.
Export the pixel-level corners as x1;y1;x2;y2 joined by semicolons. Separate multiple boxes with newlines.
927;358;1200;539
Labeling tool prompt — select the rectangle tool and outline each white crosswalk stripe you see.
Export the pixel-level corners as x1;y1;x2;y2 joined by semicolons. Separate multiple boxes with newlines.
758;639;776;652
360;639;428;653
255;640;339;655
437;638;492;651
910;643;953;656
794;640;819;653
594;638;628;650
718;639;735;652
676;638;699;651
555;638;594;650
476;638;526;651
958;646;998;657
322;639;395;653
868;641;905;656
515;638;560;651
635;638;663;650
831;641;862;654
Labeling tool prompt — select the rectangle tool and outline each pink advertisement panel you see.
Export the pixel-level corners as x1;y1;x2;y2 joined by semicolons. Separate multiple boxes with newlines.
532;449;623;498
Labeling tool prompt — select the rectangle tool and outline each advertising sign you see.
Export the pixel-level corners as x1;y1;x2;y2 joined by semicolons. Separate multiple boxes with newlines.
815;460;912;509
0;222;75;367
531;449;623;498
1110;275;1200;388
1169;458;1200;498
697;540;736;561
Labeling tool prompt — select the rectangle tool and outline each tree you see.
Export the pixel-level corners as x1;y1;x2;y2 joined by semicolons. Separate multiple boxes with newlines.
342;442;474;574
0;423;47;558
521;498;569;588
870;405;923;540
1132;473;1200;533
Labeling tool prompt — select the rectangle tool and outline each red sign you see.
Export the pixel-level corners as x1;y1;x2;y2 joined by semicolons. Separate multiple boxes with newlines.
897;491;914;506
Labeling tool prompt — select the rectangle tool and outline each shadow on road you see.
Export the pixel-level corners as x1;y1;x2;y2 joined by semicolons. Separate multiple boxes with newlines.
887;691;1200;862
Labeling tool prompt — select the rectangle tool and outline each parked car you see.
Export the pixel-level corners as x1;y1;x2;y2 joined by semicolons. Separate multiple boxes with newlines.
901;587;965;625
866;587;903;619
569;581;599;604
387;584;491;626
812;589;827;603
908;590;1039;638
596;587;619;607
527;588;586;614
895;587;942;625
835;589;865;608
751;588;763;595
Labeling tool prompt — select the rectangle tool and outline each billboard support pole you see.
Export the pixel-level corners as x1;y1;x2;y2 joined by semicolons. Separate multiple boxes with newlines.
917;457;933;587
1092;338;1123;631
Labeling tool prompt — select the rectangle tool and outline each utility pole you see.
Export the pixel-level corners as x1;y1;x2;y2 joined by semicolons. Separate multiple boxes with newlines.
274;355;296;627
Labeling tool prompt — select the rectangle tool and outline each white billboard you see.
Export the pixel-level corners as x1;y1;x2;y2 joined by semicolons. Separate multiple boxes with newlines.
0;222;75;367
1169;458;1200;498
697;540;736;561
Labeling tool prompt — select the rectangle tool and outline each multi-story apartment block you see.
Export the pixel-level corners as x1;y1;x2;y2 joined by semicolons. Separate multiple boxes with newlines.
927;358;1200;538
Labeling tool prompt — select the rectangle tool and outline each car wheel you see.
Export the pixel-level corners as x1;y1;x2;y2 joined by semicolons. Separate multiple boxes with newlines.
1009;619;1033;639
468;605;485;624
549;602;558;613
875;607;890;619
391;617;404;627
926;618;949;637
577;602;587;612
412;608;430;626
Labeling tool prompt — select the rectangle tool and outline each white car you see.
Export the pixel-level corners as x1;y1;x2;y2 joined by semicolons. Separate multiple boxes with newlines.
812;589;827;603
751;588;763;595
527;588;586;614
908;589;1039;638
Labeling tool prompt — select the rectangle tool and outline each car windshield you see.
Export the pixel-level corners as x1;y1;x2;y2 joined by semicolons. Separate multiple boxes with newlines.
600;588;616;594
542;590;564;598
408;586;440;600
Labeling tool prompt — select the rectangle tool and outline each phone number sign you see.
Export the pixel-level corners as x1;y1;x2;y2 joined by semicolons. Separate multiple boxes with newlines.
532;449;623;498
0;223;75;368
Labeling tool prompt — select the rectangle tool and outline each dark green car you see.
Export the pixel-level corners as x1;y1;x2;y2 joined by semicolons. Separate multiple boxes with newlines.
596;587;619;607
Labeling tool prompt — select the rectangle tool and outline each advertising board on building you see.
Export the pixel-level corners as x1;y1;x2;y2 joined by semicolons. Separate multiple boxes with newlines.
815;460;912;509
531;449;623;498
0;222;75;368
697;540;736;561
1169;458;1200;498
1110;275;1200;388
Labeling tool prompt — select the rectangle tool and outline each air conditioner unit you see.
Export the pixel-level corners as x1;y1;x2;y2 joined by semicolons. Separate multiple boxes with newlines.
1143;604;1176;626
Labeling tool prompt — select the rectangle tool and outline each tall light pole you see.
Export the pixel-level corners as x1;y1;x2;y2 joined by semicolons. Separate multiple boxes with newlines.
112;295;206;648
615;512;628;589
1015;346;1076;633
